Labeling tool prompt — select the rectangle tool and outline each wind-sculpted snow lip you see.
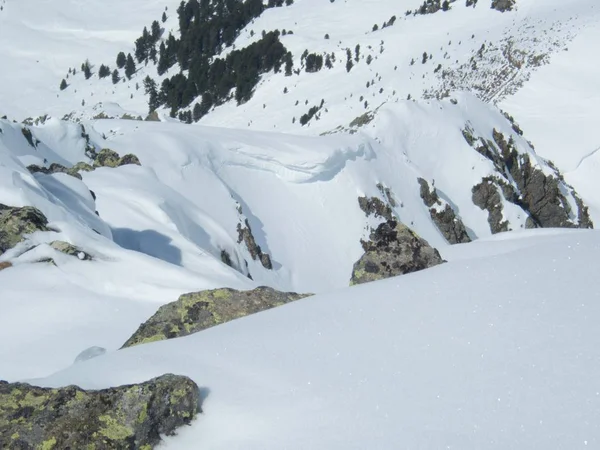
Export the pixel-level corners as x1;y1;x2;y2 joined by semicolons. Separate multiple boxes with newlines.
215;141;376;184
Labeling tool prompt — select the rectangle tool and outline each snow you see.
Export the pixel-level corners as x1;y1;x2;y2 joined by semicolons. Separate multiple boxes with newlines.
33;228;600;450
1;0;600;448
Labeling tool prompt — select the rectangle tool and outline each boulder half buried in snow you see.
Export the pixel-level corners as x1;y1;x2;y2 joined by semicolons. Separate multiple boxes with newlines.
0;204;49;256
122;286;311;348
351;220;444;285
0;374;199;449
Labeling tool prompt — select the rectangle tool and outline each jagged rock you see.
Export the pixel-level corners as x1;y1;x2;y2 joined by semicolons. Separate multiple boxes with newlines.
472;178;510;234
93;149;141;169
72;161;94;173
28;163;83;180
0;204;48;256
351;220;444;285
237;219;272;269
50;241;92;260
358;196;393;220
0;374;199;449
118;154;141;167
491;0;515;12
94;148;121;168
122;287;310;348
418;178;471;244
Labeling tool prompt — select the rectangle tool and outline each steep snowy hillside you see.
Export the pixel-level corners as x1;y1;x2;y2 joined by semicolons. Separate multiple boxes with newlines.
1;0;599;448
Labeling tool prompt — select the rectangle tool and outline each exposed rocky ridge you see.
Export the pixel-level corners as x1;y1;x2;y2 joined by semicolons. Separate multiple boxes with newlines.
0;205;49;256
463;124;593;233
27;163;83;180
122;287;310;348
417;178;471;244
351;220;444;285
0;374;199;449
237;219;272;270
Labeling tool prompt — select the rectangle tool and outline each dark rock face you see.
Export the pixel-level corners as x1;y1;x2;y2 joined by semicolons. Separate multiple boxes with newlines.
472;178;510;234
237;220;272;269
122;287;310;348
27;163;83;180
0;374;200;449
491;0;515;12
417;178;471;244
358;196;393;221
118;154;142;167
465;125;592;233
0;204;49;256
351;220;444;285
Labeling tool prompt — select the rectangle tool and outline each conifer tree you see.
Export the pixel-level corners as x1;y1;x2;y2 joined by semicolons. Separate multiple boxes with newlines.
125;54;136;79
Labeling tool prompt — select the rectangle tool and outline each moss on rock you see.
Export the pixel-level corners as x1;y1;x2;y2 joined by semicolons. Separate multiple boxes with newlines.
0;204;49;256
350;220;444;285
0;374;199;449
122;287;310;348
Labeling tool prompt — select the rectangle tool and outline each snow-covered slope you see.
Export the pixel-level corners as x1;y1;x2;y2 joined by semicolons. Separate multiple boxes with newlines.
34;227;600;450
1;0;600;448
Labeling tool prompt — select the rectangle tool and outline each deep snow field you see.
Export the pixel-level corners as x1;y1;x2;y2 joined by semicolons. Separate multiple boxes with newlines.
1;0;600;448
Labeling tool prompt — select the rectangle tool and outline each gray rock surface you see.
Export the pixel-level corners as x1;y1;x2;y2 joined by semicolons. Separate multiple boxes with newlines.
351;220;444;285
0;204;49;256
0;374;200;449
122;286;310;348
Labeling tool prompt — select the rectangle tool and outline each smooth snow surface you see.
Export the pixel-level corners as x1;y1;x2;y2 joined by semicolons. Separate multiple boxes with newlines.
37;229;600;450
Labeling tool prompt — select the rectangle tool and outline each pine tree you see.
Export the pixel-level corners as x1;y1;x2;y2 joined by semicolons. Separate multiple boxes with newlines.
116;52;127;69
83;60;92;79
151;20;162;42
98;64;111;79
112;69;120;85
162;11;167;23
59;79;68;90
125;54;136;79
143;76;159;112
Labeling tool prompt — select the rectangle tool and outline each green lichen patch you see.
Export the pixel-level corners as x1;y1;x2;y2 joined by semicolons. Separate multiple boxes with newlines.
0;375;199;449
121;287;311;348
0;204;49;256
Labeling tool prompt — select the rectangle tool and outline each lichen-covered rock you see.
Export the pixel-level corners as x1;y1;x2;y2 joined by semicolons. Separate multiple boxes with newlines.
122;287;309;348
72;162;94;173
118;154;141;167
0;204;49;256
50;241;92;260
28;163;84;180
417;178;471;244
237;220;272;269
0;374;200;449
351;220;444;285
94;148;121;168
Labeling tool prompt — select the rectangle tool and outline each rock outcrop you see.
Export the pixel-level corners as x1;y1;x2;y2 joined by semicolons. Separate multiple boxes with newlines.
0;204;48;256
417;178;471;244
122;287;310;348
237;220;272;270
50;241;92;260
94;149;141;169
27;163;83;180
491;0;515;12
472;178;511;234
0;374;200;449
351;220;444;285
